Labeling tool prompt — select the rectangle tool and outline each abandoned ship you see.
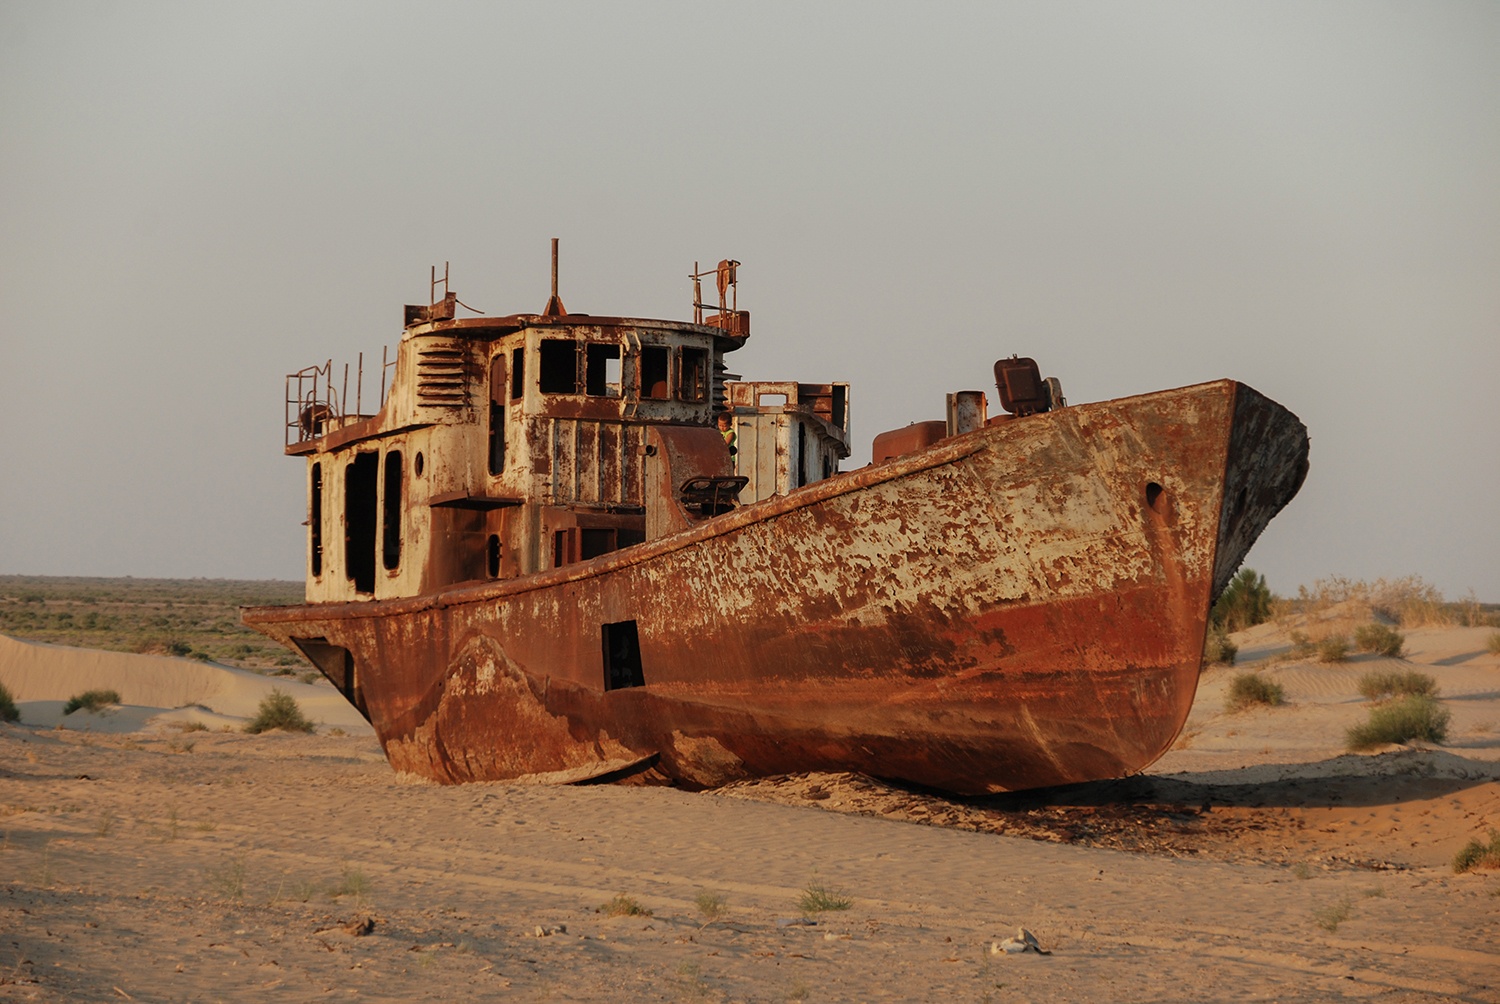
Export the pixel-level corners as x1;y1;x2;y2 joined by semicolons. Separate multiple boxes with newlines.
244;246;1309;795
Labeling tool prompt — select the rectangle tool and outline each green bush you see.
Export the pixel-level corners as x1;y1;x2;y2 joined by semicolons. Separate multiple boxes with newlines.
1225;673;1286;712
798;881;853;914
1204;627;1237;666
1346;694;1450;750
1211;568;1273;633
1353;623;1405;657
63;689;121;715
1316;635;1350;663
1357;670;1437;702
244;689;314;734
0;682;18;723
1453;830;1500;874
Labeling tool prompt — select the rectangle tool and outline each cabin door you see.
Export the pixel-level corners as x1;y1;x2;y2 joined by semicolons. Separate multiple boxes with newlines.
345;452;379;594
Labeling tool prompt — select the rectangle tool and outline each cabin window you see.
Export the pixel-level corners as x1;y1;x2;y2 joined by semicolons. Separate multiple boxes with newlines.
486;534;502;578
585;343;621;397
540;338;578;394
382;451;403;571
310;463;324;577
489;355;507;475
602;620;645;690
553;528;578;568
414;452;424;477
640;345;669;400
580;528;615;560
679;346;708;402
797;423;807;488
346;453;379;594
510;346;525;400
832;385;847;430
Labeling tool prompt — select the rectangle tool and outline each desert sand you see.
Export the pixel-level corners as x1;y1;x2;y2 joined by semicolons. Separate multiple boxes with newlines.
2;621;1498;1003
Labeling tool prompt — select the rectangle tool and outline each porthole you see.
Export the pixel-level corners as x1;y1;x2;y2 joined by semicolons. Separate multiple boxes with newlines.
414;452;425;477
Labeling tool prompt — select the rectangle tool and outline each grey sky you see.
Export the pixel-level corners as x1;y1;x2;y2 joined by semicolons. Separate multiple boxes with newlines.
2;1;1496;600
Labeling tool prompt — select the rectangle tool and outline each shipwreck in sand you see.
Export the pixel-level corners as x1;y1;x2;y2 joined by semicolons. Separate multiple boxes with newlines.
244;244;1309;795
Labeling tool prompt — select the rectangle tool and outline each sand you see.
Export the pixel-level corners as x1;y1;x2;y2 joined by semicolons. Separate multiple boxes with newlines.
2;622;1498;1002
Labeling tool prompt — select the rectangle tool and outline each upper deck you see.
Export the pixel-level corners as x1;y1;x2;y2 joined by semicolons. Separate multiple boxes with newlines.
280;257;849;605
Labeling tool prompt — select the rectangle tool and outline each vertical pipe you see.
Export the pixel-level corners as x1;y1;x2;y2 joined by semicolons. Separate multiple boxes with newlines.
551;238;559;300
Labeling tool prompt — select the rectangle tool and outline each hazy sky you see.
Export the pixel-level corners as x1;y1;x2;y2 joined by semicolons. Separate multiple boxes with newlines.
2;1;1496;600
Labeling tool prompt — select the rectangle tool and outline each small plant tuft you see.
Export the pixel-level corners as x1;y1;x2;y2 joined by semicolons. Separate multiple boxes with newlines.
695;889;728;926
1313;896;1352;932
1346;694;1450;750
329;866;370;900
1225;673;1285;712
598;893;652;917
244;689;314;734
1488;631;1500;657
1357;670;1437;703
62;689;121;715
0;682;18;723
1353;623;1405;657
1315;635;1350;663
1453;830;1500;874
798;880;853;914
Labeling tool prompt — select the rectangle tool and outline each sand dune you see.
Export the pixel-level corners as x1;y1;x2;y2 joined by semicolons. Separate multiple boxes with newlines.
0;634;372;734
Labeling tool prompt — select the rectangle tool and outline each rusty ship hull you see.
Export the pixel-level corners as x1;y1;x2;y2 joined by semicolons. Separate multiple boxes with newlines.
245;378;1307;795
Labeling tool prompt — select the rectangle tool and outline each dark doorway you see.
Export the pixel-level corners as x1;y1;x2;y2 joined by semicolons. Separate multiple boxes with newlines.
602;620;644;690
346;452;379;594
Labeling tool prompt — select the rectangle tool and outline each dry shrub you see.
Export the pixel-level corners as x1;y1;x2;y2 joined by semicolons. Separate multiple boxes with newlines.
1346;694;1450;750
1316;635;1350;663
0;682;18;723
63;689;121;715
1203;627;1237;666
1453;831;1500;874
1488;631;1500;657
1225;673;1285;712
1292;575;1496;629
599;893;651;917
1353;623;1405;657
1357;670;1437;702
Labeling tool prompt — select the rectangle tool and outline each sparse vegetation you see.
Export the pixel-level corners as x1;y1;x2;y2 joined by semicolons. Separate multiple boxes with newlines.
1286;630;1316;660
1353;623;1405;657
1453;830;1500;874
1489;631;1500;657
1315;635;1350;663
599;893;652;917
0;682;17;723
1313;896;1352;932
1357;670;1438;702
0;575;306;672
62;689;121;715
1346;694;1450;750
1225;673;1285;712
1211;568;1273;633
799;880;853;914
695;889;728;926
208;855;247;900
1286;575;1500;629
1203;627;1237;666
329;866;370;900
244;689;314;734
